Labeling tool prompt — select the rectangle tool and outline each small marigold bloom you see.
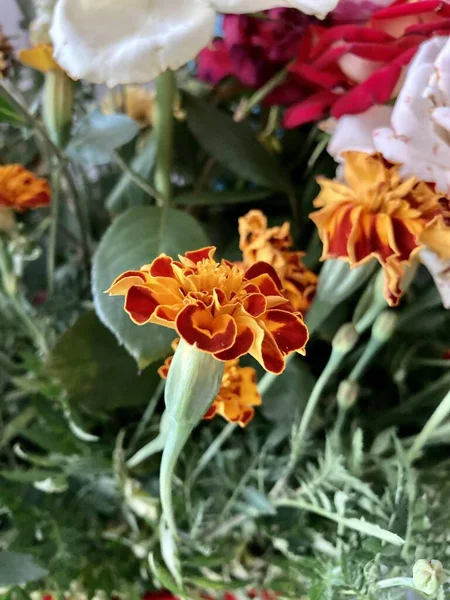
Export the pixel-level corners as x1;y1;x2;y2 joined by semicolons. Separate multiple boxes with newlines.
108;246;308;374
102;86;155;128
0;165;51;212
19;44;61;73
239;210;317;313
159;341;261;428
310;151;449;306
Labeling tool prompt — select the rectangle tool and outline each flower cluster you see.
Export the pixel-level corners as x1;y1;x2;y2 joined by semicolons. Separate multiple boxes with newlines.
239;210;317;313
49;0;339;87
284;0;450;127
108;246;308;375
198;8;310;88
197;1;450;127
310;151;449;305
0;165;51;212
159;341;261;427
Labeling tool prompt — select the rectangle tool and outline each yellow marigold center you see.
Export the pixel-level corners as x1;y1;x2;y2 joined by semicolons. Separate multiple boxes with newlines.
187;259;244;297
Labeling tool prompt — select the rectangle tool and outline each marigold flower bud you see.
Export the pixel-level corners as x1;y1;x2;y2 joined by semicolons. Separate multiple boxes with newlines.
337;379;359;410
332;323;358;355
372;310;398;343
413;559;444;595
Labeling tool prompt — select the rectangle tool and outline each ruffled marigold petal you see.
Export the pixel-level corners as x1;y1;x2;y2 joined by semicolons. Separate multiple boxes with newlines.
0;165;51;212
176;304;237;354
310;151;447;305
125;285;159;324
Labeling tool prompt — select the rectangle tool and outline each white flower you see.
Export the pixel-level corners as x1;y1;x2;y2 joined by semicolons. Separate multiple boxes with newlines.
50;0;339;87
374;36;450;195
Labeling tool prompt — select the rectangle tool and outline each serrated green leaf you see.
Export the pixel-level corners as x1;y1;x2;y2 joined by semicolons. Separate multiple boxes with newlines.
66;110;139;165
0;551;48;587
46;312;161;410
92;206;210;367
185;94;289;191
242;486;276;516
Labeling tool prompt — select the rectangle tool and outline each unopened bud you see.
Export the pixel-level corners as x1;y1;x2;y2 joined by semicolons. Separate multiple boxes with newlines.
43;70;73;147
337;379;359;410
332;323;358;355
372;310;398;343
413;559;444;595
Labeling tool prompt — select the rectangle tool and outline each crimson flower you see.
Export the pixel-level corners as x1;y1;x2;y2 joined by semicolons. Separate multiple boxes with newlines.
198;8;309;88
283;0;450;127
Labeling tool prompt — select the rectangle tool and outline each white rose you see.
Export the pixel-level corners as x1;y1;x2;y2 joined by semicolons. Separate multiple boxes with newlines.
50;0;339;87
374;36;450;194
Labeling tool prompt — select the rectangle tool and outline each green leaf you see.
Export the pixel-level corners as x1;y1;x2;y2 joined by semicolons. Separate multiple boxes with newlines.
92;206;210;367
0;469;59;483
262;358;315;424
174;189;271;207
242;486;276;515
66;110;139;165
106;135;157;213
185;94;289;191
0;97;25;126
0;551;48;586
45;312;161;410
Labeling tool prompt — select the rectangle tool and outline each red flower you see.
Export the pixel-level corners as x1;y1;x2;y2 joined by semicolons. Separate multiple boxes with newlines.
198;9;310;89
283;1;450;127
142;592;177;600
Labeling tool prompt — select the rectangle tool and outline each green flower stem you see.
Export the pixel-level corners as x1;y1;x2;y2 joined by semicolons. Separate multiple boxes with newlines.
270;357;342;497
407;390;450;464
128;380;165;453
47;163;62;296
0;239;48;356
189;421;237;486
348;337;383;383
159;416;192;538
154;70;176;206
234;66;288;122
354;301;385;334
113;149;162;203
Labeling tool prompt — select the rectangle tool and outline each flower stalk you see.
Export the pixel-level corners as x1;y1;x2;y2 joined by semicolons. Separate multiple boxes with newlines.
154;70;176;206
271;323;358;496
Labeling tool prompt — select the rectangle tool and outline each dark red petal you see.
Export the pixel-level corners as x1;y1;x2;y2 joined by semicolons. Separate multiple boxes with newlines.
283;91;338;128
243;293;267;317
150;256;175;278
125;286;159;324
214;326;255;361
245;261;283;291
372;0;445;20
260;334;286;374
112;270;147;285
176;305;237;353
331;63;402;118
265;309;309;355
185;247;216;264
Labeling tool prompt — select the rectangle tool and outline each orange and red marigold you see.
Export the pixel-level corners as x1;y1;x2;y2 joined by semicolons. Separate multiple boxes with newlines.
108;246;308;375
0;165;51;212
159;341;261;428
310;151;450;306
239;210;317;313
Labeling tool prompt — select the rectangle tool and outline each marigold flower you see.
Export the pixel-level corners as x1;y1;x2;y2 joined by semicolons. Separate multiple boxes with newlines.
0;165;51;212
310;151;449;306
239;210;317;313
159;341;261;427
108;246;308;374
